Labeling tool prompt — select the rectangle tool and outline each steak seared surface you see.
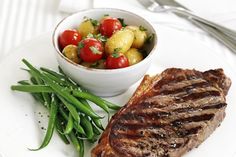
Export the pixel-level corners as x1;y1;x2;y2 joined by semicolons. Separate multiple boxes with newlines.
92;68;231;157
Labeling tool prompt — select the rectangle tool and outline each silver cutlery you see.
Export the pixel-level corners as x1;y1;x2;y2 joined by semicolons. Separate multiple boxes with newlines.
138;0;236;53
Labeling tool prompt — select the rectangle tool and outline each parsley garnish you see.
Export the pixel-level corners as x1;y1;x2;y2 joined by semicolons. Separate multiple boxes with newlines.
90;61;99;68
114;47;122;53
78;42;84;49
103;14;109;17
90;46;102;54
118;18;127;27
139;26;147;31
86;33;94;38
145;33;154;44
111;53;120;58
90;19;99;26
86;33;107;43
96;33;107;43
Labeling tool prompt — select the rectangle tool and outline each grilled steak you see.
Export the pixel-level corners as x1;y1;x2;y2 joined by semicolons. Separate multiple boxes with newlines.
92;68;231;157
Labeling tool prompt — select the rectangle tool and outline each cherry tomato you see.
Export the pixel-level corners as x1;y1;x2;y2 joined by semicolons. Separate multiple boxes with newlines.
59;29;82;49
105;53;129;69
99;17;122;37
78;38;104;62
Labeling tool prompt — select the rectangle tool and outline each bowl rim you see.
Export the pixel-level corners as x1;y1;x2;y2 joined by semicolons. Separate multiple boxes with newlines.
52;8;158;74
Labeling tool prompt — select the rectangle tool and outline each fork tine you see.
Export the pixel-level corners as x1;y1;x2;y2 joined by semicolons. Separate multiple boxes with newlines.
137;0;153;8
137;0;162;12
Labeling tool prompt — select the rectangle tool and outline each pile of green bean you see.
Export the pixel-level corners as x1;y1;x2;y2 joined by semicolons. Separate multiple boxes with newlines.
11;59;121;157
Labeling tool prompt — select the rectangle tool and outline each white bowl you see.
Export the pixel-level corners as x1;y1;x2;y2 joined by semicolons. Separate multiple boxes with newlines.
52;8;157;97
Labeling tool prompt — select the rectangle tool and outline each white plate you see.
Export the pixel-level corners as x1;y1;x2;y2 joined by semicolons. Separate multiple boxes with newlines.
0;25;236;157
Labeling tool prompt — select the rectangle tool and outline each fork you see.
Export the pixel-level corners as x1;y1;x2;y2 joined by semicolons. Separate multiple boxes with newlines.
138;0;236;53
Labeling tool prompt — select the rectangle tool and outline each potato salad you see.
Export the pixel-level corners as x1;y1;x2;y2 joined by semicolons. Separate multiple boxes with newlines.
58;15;153;69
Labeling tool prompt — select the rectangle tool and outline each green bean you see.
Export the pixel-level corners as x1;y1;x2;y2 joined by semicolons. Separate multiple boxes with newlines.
28;70;51;108
91;121;101;135
41;67;76;88
102;99;121;110
76;87;121;111
61;113;74;135
57;95;80;123
80;115;94;140
72;90;109;114
55;118;70;144
59;107;85;135
79;99;104;130
29;94;58;151
18;81;45;105
18;81;70;144
22;67;51;107
22;59;101;119
78;138;84;157
17;80;30;85
30;77;37;84
68;131;81;156
11;85;54;93
40;67;65;79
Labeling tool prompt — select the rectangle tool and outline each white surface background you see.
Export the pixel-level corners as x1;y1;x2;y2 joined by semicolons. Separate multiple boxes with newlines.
0;0;236;156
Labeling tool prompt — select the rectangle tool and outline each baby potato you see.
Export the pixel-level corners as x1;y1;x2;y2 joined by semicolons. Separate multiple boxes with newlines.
125;26;147;49
77;19;98;37
105;29;134;54
81;59;105;69
124;48;143;65
63;45;80;63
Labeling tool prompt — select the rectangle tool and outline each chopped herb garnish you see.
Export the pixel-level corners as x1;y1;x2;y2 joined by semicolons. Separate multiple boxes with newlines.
87;33;94;38
96;34;107;43
83;16;89;20
145;33;154;44
78;42;84;49
103;14;109;17
118;18;127;27
114;47;122;53
90;19;99;26
84;33;107;43
90;61;99;68
139;26;147;31
111;53;120;58
90;46;102;54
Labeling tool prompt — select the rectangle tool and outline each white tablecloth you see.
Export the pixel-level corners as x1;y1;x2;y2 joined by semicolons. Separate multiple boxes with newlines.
0;0;235;68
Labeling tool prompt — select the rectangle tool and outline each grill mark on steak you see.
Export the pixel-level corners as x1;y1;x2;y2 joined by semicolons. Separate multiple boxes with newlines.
177;126;202;137
157;80;209;95
112;113;214;138
171;114;214;127
174;90;221;102
172;103;227;113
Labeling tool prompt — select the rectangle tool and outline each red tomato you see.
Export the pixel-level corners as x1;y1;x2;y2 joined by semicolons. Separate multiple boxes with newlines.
105;53;129;69
59;29;82;49
78;38;104;62
99;17;122;37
